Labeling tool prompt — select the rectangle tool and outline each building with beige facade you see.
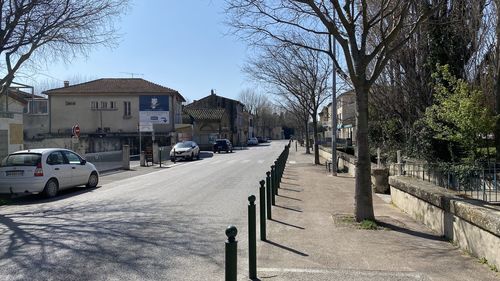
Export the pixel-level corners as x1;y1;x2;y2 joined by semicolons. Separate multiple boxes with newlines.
44;78;185;153
319;90;356;145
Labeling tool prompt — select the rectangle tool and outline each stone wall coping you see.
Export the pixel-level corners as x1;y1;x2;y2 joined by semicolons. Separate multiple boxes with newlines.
390;176;500;237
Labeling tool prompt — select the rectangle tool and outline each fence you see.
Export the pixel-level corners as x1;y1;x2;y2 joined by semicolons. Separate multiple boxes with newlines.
84;150;123;173
390;162;500;204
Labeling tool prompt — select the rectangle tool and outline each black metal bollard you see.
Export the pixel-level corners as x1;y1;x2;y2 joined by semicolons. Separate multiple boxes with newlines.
274;160;280;192
248;195;257;279
225;225;238;281
173;148;176;163
271;165;276;204
259;180;266;241
159;148;162;168
266;172;272;219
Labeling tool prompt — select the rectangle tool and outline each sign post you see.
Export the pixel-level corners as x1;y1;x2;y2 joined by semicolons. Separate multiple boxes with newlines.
71;124;80;153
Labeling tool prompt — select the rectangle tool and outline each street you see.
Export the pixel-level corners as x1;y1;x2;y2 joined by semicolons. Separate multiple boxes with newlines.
0;141;287;281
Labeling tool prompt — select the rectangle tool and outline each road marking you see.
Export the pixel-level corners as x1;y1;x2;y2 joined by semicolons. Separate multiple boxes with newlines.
288;160;296;164
258;268;427;279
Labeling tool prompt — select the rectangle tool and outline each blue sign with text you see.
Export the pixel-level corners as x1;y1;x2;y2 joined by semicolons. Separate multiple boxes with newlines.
139;96;169;111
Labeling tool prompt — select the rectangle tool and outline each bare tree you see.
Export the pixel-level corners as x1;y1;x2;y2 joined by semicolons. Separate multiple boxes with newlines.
227;0;438;221
244;42;331;163
0;0;128;103
238;89;276;137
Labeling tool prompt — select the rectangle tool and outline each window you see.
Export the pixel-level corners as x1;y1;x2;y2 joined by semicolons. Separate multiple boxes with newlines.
2;153;41;167
62;151;81;165
46;152;65;165
124;101;131;117
110;101;117;109
91;101;99;110
100;101;108;109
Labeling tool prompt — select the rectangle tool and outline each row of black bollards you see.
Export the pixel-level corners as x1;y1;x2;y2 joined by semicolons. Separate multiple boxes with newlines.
225;141;292;281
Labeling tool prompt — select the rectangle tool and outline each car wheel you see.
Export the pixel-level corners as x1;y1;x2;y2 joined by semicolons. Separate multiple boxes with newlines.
43;179;59;198
170;157;175;162
190;152;194;161
86;172;99;188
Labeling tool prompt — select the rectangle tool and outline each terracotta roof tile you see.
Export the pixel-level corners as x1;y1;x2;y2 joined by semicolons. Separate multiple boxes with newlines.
184;108;226;120
43;78;185;101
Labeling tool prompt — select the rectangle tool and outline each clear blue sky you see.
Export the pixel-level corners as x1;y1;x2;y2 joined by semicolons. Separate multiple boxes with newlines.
25;1;252;102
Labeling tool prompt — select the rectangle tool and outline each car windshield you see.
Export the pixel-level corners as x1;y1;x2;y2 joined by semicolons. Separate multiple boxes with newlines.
216;140;226;145
1;153;41;167
174;142;193;149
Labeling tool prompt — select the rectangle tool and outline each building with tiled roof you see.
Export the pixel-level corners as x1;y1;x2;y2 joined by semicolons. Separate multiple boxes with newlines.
184;90;249;148
44;78;186;153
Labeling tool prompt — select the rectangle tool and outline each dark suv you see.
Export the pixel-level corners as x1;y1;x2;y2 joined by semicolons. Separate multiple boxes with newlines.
213;139;233;153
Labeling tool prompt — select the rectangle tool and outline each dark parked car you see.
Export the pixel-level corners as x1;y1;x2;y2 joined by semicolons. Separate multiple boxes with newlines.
257;136;267;143
213;139;233;153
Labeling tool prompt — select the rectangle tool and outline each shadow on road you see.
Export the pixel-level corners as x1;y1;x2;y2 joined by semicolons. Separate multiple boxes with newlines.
0;199;223;280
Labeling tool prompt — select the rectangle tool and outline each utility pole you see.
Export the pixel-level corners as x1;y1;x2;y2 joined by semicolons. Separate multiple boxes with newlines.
330;8;338;176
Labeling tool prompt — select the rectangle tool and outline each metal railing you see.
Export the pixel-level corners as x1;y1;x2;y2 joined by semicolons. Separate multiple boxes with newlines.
390;162;500;204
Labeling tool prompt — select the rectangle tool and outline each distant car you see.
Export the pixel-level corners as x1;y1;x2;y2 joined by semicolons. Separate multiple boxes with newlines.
0;148;99;198
257;136;267;143
170;141;200;161
213;139;233;153
247;137;258;146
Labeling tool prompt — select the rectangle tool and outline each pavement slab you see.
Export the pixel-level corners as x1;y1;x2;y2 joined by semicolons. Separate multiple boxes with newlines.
250;143;500;281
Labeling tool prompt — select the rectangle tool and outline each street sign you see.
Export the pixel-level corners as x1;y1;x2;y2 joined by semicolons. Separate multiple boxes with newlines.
72;124;81;138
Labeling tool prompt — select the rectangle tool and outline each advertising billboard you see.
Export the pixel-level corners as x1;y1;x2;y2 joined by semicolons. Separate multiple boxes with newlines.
139;96;169;132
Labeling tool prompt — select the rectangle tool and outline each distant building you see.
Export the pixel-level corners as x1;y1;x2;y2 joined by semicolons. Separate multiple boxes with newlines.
0;88;26;158
184;90;246;148
44;78;185;153
319;90;356;145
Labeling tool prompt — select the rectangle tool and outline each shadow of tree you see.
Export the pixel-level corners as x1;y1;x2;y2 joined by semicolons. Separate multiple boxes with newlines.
0;199;224;280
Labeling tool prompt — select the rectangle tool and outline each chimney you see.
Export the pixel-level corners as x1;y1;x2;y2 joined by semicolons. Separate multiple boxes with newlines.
64;81;69;87
211;89;215;95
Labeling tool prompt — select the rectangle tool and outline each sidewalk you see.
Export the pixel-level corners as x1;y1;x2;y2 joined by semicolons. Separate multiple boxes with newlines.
251;145;499;280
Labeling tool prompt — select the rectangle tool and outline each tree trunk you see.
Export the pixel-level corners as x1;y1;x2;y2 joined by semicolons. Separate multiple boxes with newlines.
354;84;375;222
305;120;311;154
312;116;320;164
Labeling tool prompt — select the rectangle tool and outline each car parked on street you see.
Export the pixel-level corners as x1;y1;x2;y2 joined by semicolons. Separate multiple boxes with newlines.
247;137;258;146
170;141;200;161
213;139;233;153
0;148;99;198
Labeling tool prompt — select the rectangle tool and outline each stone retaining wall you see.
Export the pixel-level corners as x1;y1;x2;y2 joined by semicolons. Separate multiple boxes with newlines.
390;176;500;269
318;146;380;177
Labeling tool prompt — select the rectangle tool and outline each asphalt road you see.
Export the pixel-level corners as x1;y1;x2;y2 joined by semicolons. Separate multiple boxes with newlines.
0;141;288;281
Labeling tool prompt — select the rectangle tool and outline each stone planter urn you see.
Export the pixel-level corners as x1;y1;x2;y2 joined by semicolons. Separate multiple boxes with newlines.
371;167;389;193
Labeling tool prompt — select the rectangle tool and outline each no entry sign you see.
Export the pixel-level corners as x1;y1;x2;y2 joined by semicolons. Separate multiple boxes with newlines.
72;124;80;138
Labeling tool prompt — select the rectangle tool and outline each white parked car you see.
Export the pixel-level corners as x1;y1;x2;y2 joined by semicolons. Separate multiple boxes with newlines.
247;137;258;146
170;141;200;161
0;148;99;198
